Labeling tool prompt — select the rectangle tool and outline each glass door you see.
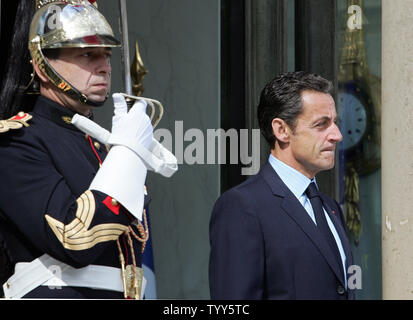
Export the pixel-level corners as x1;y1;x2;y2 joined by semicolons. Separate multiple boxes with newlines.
337;0;382;300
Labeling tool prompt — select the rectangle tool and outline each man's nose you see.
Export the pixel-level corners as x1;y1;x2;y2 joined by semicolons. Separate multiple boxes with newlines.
330;123;343;143
97;55;111;74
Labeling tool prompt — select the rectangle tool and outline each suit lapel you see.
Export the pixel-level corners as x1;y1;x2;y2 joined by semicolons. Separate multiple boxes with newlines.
259;162;346;286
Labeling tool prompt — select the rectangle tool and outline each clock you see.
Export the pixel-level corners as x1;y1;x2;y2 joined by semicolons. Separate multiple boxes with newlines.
338;80;380;176
338;91;367;150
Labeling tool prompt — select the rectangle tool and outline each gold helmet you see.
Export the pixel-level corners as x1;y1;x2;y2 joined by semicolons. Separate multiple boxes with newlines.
28;1;120;106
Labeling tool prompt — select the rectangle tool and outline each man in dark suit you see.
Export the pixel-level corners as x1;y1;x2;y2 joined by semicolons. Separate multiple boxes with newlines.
209;71;354;300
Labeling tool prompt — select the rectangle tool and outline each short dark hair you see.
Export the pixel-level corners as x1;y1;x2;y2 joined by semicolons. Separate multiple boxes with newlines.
257;71;333;148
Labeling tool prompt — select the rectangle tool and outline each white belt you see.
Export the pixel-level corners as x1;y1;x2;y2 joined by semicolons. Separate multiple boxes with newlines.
3;254;146;299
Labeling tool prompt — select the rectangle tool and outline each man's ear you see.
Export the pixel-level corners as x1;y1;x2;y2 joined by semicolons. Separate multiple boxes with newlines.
32;59;49;83
271;118;291;143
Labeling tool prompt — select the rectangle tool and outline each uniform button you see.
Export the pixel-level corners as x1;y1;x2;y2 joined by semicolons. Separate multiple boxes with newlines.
337;285;345;295
111;198;119;206
18;111;25;117
94;142;101;150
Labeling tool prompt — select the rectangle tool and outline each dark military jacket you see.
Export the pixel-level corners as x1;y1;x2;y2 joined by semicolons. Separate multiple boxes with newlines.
0;96;148;298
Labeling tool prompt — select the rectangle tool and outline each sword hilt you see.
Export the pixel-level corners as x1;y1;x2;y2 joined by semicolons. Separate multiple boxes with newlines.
120;93;164;128
125;96;135;110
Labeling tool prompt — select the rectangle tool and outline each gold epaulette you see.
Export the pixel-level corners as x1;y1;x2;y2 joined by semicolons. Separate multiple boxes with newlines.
0;112;33;133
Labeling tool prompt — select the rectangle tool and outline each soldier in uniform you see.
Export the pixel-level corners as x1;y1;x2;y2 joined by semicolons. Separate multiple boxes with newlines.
0;0;176;299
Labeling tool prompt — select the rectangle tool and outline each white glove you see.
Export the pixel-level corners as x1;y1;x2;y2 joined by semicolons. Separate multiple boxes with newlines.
90;145;147;220
111;93;153;149
72;94;178;177
71;93;154;220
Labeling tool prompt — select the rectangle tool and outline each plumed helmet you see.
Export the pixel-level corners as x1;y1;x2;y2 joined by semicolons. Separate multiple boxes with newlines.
28;1;120;106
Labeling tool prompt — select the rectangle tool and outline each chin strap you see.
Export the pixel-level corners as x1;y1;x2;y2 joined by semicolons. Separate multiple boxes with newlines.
29;37;107;107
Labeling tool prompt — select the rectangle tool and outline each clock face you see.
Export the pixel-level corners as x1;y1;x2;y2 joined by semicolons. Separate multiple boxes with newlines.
338;92;367;150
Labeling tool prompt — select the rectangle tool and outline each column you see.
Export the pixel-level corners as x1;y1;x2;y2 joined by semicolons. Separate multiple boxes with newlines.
382;0;413;299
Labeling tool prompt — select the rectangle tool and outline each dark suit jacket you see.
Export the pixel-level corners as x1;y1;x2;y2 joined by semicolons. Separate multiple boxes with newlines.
209;162;355;300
